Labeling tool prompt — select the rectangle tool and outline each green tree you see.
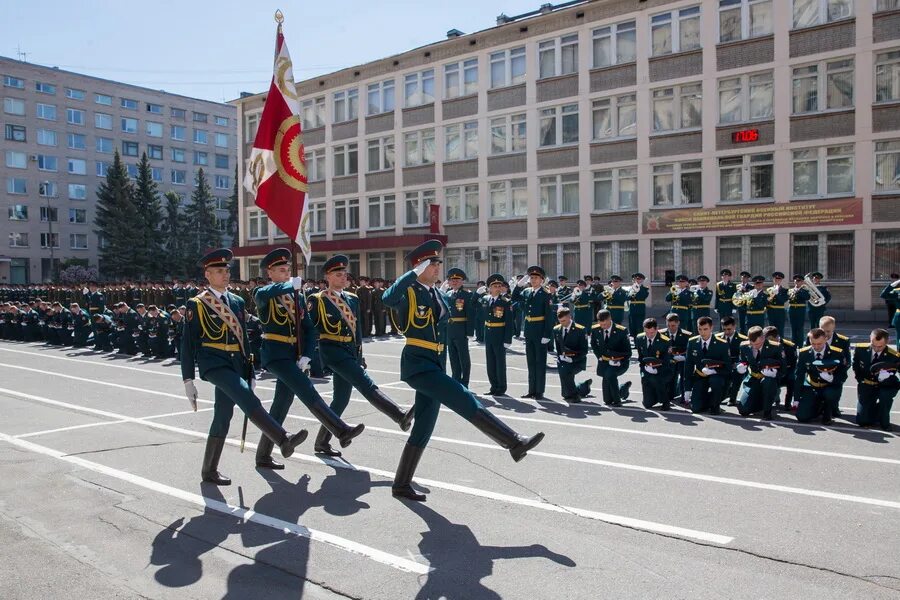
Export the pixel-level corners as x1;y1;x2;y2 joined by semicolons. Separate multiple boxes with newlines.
161;191;187;278
133;153;164;278
183;168;221;268
94;151;140;279
226;165;239;240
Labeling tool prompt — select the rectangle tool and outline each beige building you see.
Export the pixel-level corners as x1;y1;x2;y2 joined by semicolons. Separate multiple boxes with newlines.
1;57;236;283
232;0;900;315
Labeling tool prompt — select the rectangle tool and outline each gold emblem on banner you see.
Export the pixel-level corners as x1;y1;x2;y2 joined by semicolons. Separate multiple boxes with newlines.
274;115;308;192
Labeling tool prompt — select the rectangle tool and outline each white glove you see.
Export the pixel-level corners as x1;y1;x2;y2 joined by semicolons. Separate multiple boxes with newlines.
878;369;892;382
892;279;900;287
540;337;551;345
517;275;529;288
508;278;517;289
439;280;450;292
644;365;657;374
683;390;692;403
820;371;834;382
701;367;716;376
736;363;748;374
82;287;89;295
504;343;512;350
609;360;621;367
762;368;777;378
297;356;311;371
289;276;303;290
476;285;487;295
413;259;431;276
183;380;198;411
250;378;256;391
673;354;686;362
559;355;572;363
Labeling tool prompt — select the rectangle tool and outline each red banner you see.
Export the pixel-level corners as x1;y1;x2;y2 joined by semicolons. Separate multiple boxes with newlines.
429;204;441;234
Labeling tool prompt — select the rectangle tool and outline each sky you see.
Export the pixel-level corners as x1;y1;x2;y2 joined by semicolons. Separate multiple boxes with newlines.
2;0;547;104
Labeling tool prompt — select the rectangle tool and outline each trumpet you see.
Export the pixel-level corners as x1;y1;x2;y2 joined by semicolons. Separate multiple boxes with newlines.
670;284;679;296
602;284;614;300
765;284;779;302
628;282;640;298
572;287;583;300
802;274;827;307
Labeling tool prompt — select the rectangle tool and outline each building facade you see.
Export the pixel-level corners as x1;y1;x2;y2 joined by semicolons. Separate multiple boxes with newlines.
233;0;900;314
1;57;236;283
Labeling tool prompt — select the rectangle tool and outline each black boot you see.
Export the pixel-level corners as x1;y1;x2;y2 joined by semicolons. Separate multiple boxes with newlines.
201;436;231;485
307;397;366;448
392;443;426;501
470;407;545;462
255;435;283;470
314;427;342;457
248;407;307;459
363;388;413;432
619;381;632;401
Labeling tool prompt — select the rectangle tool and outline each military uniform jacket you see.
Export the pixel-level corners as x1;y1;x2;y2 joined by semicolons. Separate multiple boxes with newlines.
556;285;573;307
715;281;737;312
665;327;693;356
666;288;694;312
70;308;92;331
684;335;732;389
554;323;588;369
255;282;316;368
628;285;649;307
605;288;629;311
144;314;170;342
382;269;451;380
804;332;851;367
715;332;749;362
590;323;632;362
635;332;672;379
692;288;713;311
447;288;476;338
181;290;253;382
738;340;785;387
510;286;555;340
85;291;107;314
808;285;831;309
745;291;768;314
766;286;789;311
482;295;514;344
852;344;899;388
788;287;811;310
796;344;847;389
309;288;364;363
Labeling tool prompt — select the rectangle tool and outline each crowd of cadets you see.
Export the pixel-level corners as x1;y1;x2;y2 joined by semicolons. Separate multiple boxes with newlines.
1;270;898;431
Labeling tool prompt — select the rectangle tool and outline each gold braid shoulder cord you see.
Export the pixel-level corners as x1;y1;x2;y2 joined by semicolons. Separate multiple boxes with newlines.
195;291;247;358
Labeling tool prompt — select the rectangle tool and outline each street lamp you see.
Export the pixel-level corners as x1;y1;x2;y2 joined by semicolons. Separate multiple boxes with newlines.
43;180;55;282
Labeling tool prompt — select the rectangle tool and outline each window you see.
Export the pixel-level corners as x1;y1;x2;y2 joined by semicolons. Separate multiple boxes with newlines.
875;139;900;193
122;141;139;157
539;103;579;147
367;194;396;229
651;238;703;282
9;233;28;248
41;232;60;248
215;154;228;169
405;190;435;226
94;112;112;129
333;88;359;122
334;198;360;231
214;115;229;127
489;178;528;219
35;81;56;95
791;58;854;114
193;129;208;144
65;88;86;100
333;143;359;177
120;98;138;110
143;121;162;137
301;97;325;129
171;169;186;185
171;124;186;140
873;231;900;280
539;243;580;280
171;147;185;163
194;151;208;166
652;83;702;132
539;34;579;79
719;0;773;42
171;107;186;119
37;129;57;146
651;6;702;56
445;121;478;161
150;167;163;182
718;235;775;277
652;161;702;206
69;208;87;224
593;241;639;280
445;184;479;223
96;161;110;177
718;71;773;123
490;112;527;154
39;181;58;197
366;79;395;116
126;164;138;178
68;158;87;175
404;69;435;107
792;145;854;197
37;154;58;172
67;133;86;150
215;132;228;148
5;150;27;169
7;178;27;194
89;137;110;155
444;59;478;98
121;117;138;133
306;148;326;181
490;46;526;88
147;144;163;160
490;245;528;276
36;103;56;120
4;97;25;115
592;21;637;68
366;136;395;172
214;174;229;189
793;0;853;28
69;233;88;250
248;209;269;239
877;0;900;9
95;93;112;105
592;94;637;139
875;50;900;103
4;75;24;89
68;183;86;199
792;232;853;281
307;201;326;234
539;173;579;216
594;167;638;211
719;153;774;202
4;123;25;142
8;205;28;220
404;129;435;166
192;111;208;123
368;251;398;280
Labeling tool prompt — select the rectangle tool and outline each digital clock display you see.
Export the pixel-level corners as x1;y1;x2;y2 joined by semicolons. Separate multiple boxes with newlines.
732;129;760;143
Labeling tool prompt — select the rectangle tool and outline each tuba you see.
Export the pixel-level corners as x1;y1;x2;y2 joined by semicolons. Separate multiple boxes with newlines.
802;274;827;307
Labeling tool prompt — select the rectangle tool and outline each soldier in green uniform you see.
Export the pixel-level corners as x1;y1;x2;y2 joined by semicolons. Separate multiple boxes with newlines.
763;326;797;412
553;307;591;402
684;316;732;415
68;302;92;347
666;275;693;333
627;273;649;339
91;313;113;351
853;329;898;431
473;280;487;343
481;273;514;396
591;309;632;406
879;277;900;350
444;268;476;387
253;249;365;469
735;326;784;420
690;275;713;328
714;269;736;328
795;327;846;425
382;240;544;501
744;276;768;330
181;248;308;485
571;280;595;330
168;306;185;360
736;271;752;334
510;266;555;400
806;272;831;333
717;316;748;406
604;275;629;326
787;275;810;346
308;255;412;456
556;276;573;308
664;313;692;405
635;317;672;410
766;272;789;335
144;305;170;358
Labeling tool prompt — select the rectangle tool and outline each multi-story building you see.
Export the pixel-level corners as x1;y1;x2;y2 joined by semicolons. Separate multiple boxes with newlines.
1;56;236;283
233;0;900;315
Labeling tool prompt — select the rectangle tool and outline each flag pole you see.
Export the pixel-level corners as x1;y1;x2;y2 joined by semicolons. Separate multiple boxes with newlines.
291;240;304;361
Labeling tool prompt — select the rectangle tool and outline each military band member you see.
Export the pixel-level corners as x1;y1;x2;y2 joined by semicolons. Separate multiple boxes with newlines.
880;277;900;350
144;305;170;358
787;275;810;347
605;276;629;326
591;309;632;406
766;272;789;335
181;248;308;485
571;280;594;330
666;275;693;333
684;317;732;415
735;326;784;420
168;306;184;359
813;315;851;418
853;329;898;431
356;276;373;338
627;273;649;339
795;327;847;425
482;273;514;396
445;268;476;387
556;276;573;308
807;272;831;332
716;316;747;406
635;318;672;410
382;240;545;501
92;313;114;351
745;276;768;330
664;313;692;405
691;275;713;327
715;269;737;326
510;266;555;400
736;271;752;334
309;254;412;456
554;307;591;403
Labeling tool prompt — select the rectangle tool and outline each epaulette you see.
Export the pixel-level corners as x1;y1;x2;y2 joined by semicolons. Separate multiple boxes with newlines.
740;340;751;346
659;334;670;342
574;323;585;329
799;346;812;353
767;340;782;347
888;348;900;357
615;324;627;331
836;333;848;341
829;345;843;353
636;332;646;339
553;324;562;330
345;292;358;299
737;333;748;340
591;323;601;329
714;333;726;340
855;342;871;348
782;339;795;347
682;329;693;336
689;335;700;341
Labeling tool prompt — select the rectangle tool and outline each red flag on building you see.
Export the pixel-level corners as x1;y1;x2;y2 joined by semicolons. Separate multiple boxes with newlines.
243;15;311;263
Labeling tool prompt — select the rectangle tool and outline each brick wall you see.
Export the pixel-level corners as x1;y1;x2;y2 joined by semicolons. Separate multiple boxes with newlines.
590;139;637;164
487;84;526;112
716;36;775;71
591;211;638;236
488;219;527;241
365;113;394;135
649;131;702;157
365;170;395;192
537;146;579;171
402;104;435;127
589;63;637;93
789;19;855;58
443;159;478;181
487;153;527;176
790;111;855;142
648;50;702;83
402;164;436;186
442;95;478;120
536;74;579;103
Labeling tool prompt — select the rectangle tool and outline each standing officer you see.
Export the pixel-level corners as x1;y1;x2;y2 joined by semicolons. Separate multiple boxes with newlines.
807;272;831;332
605;276;629;326
371;278;387;336
736;271;752;334
745;276;768;330
510;266;555;400
635;317;672;410
853;329;898;431
356;276;373;338
715;269;737;328
795;327;846;425
691;275;713;327
627;273;649;338
554;307;591;402
382;240;544;501
766;272;789;335
308;254;412;456
735;326;784;420
571;281;594;330
684;316;732;415
666;275;693;333
473;280;487;344
445;268;476;387
787;275;810;346
591;309;632;406
181;248;308;486
481;273;514;396
879;277;900;349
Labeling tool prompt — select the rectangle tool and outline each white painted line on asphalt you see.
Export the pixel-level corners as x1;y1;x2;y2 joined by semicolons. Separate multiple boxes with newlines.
15;419;131;438
0;431;431;574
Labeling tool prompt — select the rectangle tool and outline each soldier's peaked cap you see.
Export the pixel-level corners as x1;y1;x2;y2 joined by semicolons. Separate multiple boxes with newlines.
324;255;349;274
486;273;504;286
199;248;233;269
406;239;443;266
527;265;546;278
261;248;291;270
447;268;467;280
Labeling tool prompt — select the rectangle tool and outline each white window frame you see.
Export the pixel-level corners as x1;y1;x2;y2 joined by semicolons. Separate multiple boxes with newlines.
876;0;900;10
95;93;112;105
366;136;395;172
171;124;186;141
791;0;854;29
651;161;702;207
4;97;25;116
171;147;186;163
36;103;56;120
334;198;360;232
333;143;358;177
67;132;86;150
651;6;702;57
40;232;60;249
539;103;579;147
875;49;900;104
214;175;230;190
489;178;528;219
3;75;25;89
121;117;138;134
404;129;435;167
94;112;112;130
875;139;900;194
247;209;269;240
718;152;775;203
68;183;86;200
120;98;138;110
65;88;86;100
67;158;87;176
35;81;56;95
718;0;774;43
717;70;774;124
444;59;478;99
309;201;326;234
8;204;28;221
791;57;855;115
194;150;208;166
306;148;326;181
5;150;27;169
872;230;900;280
301;97;325;129
445;184;479;224
146;121;163;137
791;232;854;281
404;69;435;108
489;112;527;155
592;93;637;140
366;79;395;116
171;169;186;185
37;154;58;172
66;108;85;125
444;121;478;162
538;33;579;80
215;132;229;148
593;167;638;211
69;233;88;250
404;190;435;226
122;141;139;158
539;173;580;216
490;46;526;89
37;129;57;146
652;83;702;132
193;129;208;144
592;21;637;68
333;88;359;123
791;144;855;198
367;194;396;230
39;181;58;198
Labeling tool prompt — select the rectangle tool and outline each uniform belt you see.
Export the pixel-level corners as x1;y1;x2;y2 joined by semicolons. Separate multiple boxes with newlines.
262;333;297;344
202;342;241;352
746;310;766;315
693;305;710;308
89;307;101;311
805;376;828;388
485;322;506;328
789;304;806;308
525;316;545;322
672;305;689;310
574;304;590;308
607;305;625;309
563;352;578;357
718;298;733;303
629;300;645;304
319;333;353;343
862;379;878;386
767;305;785;309
405;338;444;353
448;317;468;323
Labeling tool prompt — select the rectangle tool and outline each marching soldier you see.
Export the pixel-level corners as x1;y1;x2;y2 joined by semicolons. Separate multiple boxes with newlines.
510;266;555;400
736;271;752;334
795;327;846;425
691;275;713;327
635;317;672;410
766;272;789;335
715;269;737;328
627;273;649;339
591;309;632;406
807;272;831;332
604;276;629;326
481;273;514;396
684;316;732;415
445;268;476;387
853;329;898;431
308;254;412;456
181;248;308;486
381;240;544;501
554;307;591;403
744;276;768;330
716;316;747;406
666;275;693;333
787;275;810;346
735;326;784;420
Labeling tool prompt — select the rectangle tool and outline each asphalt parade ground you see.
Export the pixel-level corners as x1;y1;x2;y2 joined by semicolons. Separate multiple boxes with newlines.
0;327;898;599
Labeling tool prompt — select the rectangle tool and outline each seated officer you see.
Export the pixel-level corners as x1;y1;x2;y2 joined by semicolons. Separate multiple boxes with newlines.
481;273;514;396
735;326;784;420
763;326;797;412
664;313;692;405
853;328;898;432
68;302;93;347
716;316;747;406
635;318;672;410
591;309;632;406
92;313;114;352
554;307;591;403
684;316;732;415
795;327;847;425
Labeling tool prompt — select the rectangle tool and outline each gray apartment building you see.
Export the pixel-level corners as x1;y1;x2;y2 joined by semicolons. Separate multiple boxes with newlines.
232;0;900;313
1;56;237;283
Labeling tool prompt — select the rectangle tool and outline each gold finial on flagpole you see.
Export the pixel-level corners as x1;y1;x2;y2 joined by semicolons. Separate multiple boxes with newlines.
274;9;284;24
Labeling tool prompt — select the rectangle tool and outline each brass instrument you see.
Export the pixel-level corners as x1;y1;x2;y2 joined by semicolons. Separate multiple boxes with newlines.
802;274;827;307
602;284;614;301
731;290;754;308
765;284;779;302
628;282;641;299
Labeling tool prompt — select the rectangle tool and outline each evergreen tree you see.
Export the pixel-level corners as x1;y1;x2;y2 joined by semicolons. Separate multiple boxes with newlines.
183;168;222;267
94;151;140;279
132;153;164;278
226;165;239;241
161;191;187;278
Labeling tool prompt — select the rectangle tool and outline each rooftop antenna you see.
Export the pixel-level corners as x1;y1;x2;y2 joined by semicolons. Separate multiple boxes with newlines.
15;45;28;62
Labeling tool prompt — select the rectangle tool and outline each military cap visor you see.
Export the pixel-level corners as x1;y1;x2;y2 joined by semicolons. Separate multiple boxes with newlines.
697;275;710;282
752;276;765;283
675;274;689;282
701;359;726;369
447;268;467;281
740;271;752;277
527;265;546;278
811;272;824;278
609;275;623;282
871;361;898;375
199;248;233;268
262;248;291;270
760;358;782;369
793;275;804;281
486;273;505;286
641;357;664;367
632;273;645;279
720;269;733;276
405;239;444;267
812;359;841;369
324;255;350;274
772;272;785;279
